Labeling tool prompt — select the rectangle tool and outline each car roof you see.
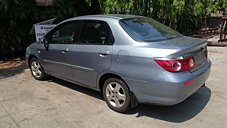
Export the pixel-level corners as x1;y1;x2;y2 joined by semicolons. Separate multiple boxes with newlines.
63;14;145;23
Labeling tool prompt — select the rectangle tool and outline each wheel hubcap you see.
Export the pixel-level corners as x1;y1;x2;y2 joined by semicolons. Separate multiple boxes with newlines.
31;61;42;78
105;82;126;108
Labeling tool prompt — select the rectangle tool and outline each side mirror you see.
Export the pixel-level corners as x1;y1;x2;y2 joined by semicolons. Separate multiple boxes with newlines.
41;37;49;50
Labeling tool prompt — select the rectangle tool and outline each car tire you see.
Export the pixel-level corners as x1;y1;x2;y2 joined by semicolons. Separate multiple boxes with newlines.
103;78;131;113
30;58;48;80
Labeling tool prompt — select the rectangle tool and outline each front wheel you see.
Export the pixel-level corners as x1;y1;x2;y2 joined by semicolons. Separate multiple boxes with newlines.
30;58;48;80
103;78;131;113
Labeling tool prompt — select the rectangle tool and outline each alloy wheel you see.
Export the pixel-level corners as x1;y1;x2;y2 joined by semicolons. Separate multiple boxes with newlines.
31;60;42;78
105;82;126;108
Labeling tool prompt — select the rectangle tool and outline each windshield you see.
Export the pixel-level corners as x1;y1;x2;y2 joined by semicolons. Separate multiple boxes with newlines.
119;18;183;42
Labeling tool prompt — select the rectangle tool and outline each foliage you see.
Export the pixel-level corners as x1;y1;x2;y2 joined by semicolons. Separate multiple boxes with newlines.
98;0;133;14
49;0;100;22
0;0;39;59
0;0;100;59
178;0;214;33
213;0;227;12
99;0;224;34
0;0;227;59
49;0;79;21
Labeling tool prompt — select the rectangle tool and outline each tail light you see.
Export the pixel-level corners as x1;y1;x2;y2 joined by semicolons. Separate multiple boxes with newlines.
154;57;196;72
204;49;208;58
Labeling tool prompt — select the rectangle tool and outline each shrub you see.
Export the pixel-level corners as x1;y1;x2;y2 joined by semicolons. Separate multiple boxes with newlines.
0;0;39;60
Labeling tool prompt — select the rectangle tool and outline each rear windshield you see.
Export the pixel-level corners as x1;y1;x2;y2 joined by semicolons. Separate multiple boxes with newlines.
119;18;183;42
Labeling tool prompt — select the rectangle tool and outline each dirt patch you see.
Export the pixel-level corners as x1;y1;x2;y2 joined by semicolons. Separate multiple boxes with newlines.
0;58;26;69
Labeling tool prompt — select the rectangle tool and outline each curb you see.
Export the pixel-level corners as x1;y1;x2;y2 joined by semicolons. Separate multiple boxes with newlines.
207;41;227;47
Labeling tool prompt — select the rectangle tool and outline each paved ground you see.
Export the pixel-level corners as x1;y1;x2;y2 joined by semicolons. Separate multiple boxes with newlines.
0;47;226;128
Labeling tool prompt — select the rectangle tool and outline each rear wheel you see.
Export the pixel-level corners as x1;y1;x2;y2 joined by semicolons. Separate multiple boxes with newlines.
103;78;131;113
30;58;48;80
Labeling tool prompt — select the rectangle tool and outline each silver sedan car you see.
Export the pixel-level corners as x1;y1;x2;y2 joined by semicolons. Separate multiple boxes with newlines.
26;15;211;113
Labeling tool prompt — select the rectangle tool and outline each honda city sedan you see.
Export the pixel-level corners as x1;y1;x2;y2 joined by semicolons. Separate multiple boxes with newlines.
26;14;211;112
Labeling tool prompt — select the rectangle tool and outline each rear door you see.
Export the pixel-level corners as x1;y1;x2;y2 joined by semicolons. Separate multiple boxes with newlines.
41;21;82;80
70;20;114;87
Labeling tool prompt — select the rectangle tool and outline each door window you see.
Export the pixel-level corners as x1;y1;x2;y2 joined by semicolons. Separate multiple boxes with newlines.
80;21;114;45
50;21;81;44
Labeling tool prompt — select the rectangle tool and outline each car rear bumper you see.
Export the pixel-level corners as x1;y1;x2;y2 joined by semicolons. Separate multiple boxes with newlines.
124;59;211;105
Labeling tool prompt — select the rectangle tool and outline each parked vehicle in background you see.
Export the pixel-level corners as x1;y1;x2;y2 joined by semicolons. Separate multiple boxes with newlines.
26;14;211;113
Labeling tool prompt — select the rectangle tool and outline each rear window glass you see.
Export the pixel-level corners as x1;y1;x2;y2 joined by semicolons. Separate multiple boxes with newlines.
119;18;183;42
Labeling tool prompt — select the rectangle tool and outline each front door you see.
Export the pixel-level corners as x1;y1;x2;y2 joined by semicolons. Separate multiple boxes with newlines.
41;21;82;80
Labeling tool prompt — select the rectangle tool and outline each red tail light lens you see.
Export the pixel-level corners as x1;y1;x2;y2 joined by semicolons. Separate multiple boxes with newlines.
187;58;196;69
154;57;196;72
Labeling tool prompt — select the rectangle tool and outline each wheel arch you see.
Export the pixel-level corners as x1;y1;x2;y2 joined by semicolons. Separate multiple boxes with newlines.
98;73;125;92
27;55;38;68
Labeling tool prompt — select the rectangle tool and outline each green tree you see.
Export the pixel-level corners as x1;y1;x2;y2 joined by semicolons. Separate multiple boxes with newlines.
0;0;39;59
98;0;221;34
212;0;227;12
178;0;214;33
49;0;100;22
98;0;133;14
151;0;185;29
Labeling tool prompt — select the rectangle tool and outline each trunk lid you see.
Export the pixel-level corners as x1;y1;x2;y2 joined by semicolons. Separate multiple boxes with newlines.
155;36;208;72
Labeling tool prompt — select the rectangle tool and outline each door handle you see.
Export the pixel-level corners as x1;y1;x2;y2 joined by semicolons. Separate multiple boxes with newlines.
61;48;69;54
98;51;109;57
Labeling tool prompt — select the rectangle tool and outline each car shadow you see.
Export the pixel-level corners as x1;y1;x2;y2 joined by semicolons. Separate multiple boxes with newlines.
49;77;104;100
0;63;27;79
127;86;211;123
48;77;211;123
